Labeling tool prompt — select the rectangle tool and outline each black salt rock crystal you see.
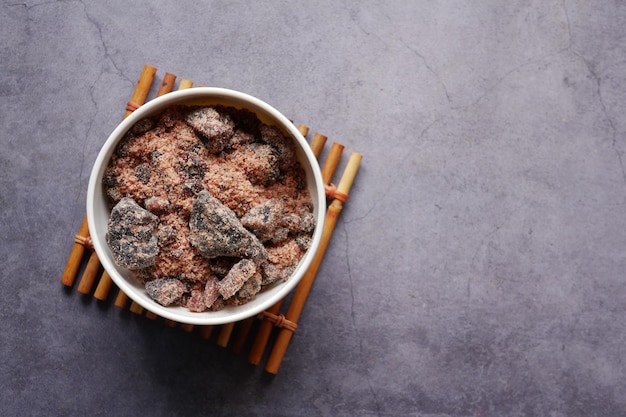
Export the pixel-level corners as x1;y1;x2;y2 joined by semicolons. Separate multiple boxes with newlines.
261;263;296;285
185;107;235;154
189;190;268;261
259;124;296;170
106;197;160;269
241;198;289;243
145;278;185;306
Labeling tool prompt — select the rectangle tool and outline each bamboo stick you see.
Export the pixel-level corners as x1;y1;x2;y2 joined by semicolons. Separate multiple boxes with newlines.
60;216;90;286
129;302;144;315
179;322;193;332
94;272;114;301
93;270;113;301
309;133;327;159
178;78;193;90
76;252;101;294
114;290;129;308
264;152;362;374
180;323;195;332
248;300;284;365
124;64;157;119
197;325;214;340
322;143;344;185
129;301;145;315
157;73;177;96
231;316;255;355
297;124;309;137
216;323;235;347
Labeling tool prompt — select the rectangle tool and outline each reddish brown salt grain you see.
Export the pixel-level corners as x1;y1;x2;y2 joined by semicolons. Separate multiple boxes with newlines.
204;276;220;308
228;143;280;185
218;259;256;300
267;238;306;267
185;282;208;312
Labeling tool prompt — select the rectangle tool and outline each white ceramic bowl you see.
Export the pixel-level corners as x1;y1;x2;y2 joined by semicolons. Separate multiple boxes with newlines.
87;87;325;325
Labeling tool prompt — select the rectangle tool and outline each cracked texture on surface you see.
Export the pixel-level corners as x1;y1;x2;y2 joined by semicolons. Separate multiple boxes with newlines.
2;1;626;416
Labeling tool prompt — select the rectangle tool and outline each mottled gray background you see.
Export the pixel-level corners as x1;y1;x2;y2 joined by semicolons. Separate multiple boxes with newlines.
2;1;626;416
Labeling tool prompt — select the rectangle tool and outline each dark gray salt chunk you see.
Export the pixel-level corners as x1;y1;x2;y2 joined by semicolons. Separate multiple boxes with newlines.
295;234;312;251
130;117;155;135
299;212;316;233
259;124;296;170
261;263;295;285
145;278;185;306
106;197;159;269
188;190;268;260
185;107;235;154
241;198;287;243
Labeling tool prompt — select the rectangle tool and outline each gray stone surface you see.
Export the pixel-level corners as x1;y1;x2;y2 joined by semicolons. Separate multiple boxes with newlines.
2;1;626;416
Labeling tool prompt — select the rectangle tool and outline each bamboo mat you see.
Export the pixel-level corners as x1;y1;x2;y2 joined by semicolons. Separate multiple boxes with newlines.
60;64;362;374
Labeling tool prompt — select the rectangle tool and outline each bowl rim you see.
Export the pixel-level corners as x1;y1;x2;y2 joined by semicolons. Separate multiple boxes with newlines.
86;87;326;325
